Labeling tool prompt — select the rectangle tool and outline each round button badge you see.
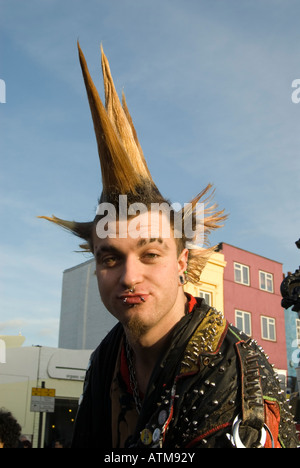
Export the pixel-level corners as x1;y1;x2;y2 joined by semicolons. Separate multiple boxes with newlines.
140;428;152;446
158;409;168;425
152;428;161;443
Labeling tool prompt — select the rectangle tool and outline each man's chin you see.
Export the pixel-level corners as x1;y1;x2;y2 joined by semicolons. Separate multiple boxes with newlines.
123;315;150;341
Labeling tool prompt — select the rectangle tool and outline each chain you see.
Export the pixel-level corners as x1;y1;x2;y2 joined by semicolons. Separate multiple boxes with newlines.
125;338;142;414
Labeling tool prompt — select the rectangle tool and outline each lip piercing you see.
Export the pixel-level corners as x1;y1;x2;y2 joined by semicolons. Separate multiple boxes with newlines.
123;296;145;303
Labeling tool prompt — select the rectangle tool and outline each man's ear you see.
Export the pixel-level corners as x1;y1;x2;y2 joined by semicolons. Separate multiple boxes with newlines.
178;248;189;275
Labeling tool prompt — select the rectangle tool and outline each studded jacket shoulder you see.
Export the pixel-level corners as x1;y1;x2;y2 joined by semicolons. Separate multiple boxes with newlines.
71;298;298;448
131;304;298;448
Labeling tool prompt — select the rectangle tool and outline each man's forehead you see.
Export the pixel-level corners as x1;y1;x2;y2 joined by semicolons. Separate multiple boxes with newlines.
95;210;174;241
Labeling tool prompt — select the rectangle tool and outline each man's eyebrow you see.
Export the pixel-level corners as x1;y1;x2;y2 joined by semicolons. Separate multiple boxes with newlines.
137;238;169;249
95;244;122;257
94;238;169;257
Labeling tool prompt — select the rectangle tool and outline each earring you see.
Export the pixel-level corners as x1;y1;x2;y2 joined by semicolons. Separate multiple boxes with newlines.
179;270;188;285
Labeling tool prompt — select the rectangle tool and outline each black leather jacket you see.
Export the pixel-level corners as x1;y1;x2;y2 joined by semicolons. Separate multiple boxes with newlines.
72;298;298;448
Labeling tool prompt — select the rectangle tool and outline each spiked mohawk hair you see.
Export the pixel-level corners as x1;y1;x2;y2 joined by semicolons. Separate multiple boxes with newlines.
39;42;227;285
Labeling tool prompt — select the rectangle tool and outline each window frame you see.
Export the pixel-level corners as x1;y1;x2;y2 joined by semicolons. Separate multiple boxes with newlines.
234;262;250;286
259;270;274;293
235;309;252;336
261;315;276;342
296;319;300;348
199;290;212;306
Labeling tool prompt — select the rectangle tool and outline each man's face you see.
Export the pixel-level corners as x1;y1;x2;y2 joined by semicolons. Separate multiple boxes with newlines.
92;211;188;338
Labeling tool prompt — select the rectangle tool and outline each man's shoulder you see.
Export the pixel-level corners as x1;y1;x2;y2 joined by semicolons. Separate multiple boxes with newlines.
173;308;298;448
191;301;230;350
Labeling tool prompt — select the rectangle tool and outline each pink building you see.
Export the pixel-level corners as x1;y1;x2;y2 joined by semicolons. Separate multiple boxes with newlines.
217;243;287;374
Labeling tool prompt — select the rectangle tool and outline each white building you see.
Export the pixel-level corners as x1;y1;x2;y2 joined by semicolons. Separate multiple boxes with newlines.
0;341;91;447
59;259;117;350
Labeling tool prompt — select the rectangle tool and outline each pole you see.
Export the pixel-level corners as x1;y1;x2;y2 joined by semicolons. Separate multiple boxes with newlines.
37;381;45;448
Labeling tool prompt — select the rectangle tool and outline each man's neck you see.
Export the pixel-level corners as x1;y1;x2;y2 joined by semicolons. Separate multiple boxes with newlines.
125;290;188;394
127;329;175;396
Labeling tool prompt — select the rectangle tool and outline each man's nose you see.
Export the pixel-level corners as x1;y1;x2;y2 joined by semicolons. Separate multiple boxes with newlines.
120;255;143;289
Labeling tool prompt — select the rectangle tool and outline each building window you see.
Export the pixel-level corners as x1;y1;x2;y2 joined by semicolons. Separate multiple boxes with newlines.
234;262;250;286
199;290;212;306
259;271;274;293
235;310;252;336
261;316;276;341
296;319;300;348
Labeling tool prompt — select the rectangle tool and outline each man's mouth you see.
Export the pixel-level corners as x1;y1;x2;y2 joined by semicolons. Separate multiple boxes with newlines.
119;294;148;305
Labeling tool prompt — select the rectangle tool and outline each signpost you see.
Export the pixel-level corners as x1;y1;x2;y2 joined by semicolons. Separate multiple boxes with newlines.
30;387;56;413
31;383;56;448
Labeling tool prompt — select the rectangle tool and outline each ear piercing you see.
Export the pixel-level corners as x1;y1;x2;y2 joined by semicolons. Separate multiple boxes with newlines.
179;270;188;285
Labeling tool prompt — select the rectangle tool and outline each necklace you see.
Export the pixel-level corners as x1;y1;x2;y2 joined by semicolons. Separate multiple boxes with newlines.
125;339;142;414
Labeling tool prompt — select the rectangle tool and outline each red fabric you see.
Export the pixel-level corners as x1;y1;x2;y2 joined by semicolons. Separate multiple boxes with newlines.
185;293;197;313
185;423;232;448
264;399;281;448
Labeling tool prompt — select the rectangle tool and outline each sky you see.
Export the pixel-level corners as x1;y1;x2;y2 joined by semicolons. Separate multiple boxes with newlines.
0;0;300;347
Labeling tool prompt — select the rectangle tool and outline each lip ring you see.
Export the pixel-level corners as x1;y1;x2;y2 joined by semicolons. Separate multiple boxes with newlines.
120;294;147;304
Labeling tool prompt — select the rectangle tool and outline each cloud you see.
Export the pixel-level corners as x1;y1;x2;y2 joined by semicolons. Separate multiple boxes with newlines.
0;319;26;332
0;318;59;347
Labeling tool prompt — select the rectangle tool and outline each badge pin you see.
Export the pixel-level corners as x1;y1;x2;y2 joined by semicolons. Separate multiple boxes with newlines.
152;428;161;443
140;428;152;445
158;409;168;425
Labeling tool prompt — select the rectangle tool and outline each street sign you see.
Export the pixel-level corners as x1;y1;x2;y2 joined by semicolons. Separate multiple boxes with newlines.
30;387;56;413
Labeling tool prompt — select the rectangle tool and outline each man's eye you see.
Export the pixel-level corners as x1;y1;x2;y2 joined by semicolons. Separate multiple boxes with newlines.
102;256;118;267
143;253;159;261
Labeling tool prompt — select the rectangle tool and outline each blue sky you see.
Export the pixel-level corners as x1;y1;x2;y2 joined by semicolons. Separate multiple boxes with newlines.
0;0;300;347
